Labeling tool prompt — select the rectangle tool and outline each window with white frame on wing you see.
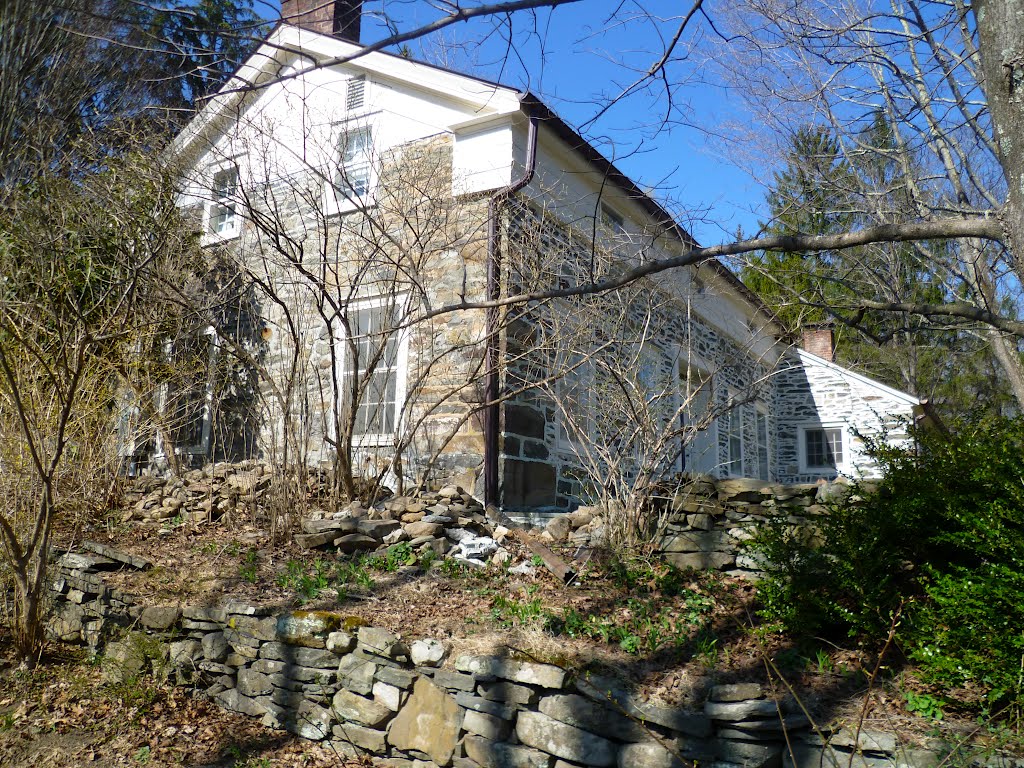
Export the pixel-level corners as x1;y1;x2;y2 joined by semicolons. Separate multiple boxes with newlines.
341;300;404;438
754;407;771;481
679;364;716;475
555;354;593;446
335;125;372;201
801;424;844;472
208;165;239;238
721;392;744;476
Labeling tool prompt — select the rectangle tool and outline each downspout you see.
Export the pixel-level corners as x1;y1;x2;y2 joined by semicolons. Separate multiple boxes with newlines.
484;103;539;507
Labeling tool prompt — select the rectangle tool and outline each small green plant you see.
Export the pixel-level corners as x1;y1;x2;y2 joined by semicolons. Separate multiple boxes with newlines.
369;541;417;572
489;588;546;629
335;558;375;590
134;745;151;764
815;648;834;674
275;559;331;603
905;690;946;721
694;630;719;667
238;548;260;583
439;557;469;578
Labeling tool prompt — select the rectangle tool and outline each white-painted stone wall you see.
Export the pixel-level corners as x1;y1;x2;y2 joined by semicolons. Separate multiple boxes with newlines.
773;349;918;484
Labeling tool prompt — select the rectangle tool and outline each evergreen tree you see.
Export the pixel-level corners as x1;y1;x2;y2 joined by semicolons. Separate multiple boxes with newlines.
742;126;856;335
744;118;1017;418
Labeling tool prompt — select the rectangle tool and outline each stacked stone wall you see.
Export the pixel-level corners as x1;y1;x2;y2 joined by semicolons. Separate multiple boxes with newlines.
532;476;842;577
44;548;1013;768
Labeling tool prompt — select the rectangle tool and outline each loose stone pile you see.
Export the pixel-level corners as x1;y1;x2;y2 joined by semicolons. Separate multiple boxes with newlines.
296;486;510;568
45;550;990;768
122;461;275;525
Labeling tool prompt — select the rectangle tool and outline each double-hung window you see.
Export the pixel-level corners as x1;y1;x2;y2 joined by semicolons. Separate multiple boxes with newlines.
341;300;405;440
679;365;716;474
335;126;372;201
555;354;593;447
801;424;844;473
721;392;745;477
208;165;239;239
755;408;771;481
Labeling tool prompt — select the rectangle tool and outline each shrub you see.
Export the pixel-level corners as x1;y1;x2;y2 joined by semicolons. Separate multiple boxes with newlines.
750;416;1024;716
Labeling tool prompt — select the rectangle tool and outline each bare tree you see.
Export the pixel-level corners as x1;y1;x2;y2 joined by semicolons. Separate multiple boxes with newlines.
0;143;194;665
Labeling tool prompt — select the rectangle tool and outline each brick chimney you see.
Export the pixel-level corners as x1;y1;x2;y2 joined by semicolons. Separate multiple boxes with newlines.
800;324;835;361
281;0;362;43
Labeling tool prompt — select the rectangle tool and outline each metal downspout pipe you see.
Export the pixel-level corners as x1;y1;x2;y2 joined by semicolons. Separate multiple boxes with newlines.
484;107;539;507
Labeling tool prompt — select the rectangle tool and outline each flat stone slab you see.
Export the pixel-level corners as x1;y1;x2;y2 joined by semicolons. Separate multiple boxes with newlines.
576;675;712;737
387;677;461;765
464;735;551;768
455;655;566;688
294;532;339;549
58;552;120;572
710;684;765;702
334;534;379;553
301;518;360;534
706;699;785;721
81;540;154;570
516;710;616;766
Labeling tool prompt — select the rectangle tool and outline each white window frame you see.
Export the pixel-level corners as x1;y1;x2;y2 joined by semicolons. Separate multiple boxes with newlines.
327;122;375;214
555;354;594;449
156;325;217;459
798;422;847;474
678;361;717;475
203;162;241;243
335;296;409;447
721;391;745;477
754;406;771;481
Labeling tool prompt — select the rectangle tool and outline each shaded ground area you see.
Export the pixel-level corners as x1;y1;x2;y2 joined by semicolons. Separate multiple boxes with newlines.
0;644;363;767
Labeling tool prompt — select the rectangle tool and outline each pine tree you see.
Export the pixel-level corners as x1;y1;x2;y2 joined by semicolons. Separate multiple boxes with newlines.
744;118;1017;417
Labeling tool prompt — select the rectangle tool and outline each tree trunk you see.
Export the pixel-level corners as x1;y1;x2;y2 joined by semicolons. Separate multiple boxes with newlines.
975;0;1024;280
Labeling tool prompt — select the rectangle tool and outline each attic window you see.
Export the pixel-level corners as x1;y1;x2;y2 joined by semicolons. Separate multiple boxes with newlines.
208;165;239;238
601;204;624;235
346;75;366;112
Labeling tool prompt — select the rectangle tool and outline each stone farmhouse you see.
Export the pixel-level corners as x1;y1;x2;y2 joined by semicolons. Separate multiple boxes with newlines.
159;0;922;515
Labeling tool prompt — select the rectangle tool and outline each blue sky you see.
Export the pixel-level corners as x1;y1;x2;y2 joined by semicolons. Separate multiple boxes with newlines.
256;0;769;244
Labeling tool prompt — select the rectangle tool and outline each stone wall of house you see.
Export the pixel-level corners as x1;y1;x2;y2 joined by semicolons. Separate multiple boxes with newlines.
193;134;493;495
44;549;1008;768
498;198;782;517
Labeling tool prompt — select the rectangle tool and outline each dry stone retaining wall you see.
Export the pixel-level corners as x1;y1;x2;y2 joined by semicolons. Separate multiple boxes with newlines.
45;547;1015;768
534;476;844;577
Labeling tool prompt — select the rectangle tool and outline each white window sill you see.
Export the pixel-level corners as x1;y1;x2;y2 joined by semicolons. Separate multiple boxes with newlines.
201;229;241;247
351;434;398;449
324;191;375;218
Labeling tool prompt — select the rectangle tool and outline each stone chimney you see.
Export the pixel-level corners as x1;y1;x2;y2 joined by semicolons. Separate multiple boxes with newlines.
800;325;835;361
281;0;362;43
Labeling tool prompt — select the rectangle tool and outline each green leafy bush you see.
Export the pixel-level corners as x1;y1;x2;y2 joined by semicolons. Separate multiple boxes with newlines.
749;416;1024;716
